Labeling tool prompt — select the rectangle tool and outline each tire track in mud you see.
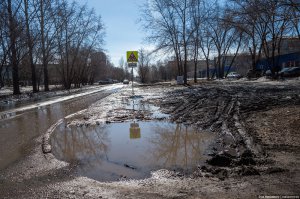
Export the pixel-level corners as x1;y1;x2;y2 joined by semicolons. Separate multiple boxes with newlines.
159;82;300;177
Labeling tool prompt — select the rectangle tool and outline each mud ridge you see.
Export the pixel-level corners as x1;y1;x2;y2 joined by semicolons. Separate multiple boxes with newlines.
42;119;64;154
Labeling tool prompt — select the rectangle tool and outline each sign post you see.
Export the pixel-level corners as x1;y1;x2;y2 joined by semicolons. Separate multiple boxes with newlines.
127;51;140;137
126;51;138;97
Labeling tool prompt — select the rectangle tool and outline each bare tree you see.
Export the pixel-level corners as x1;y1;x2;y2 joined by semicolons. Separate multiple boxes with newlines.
23;0;37;92
199;26;214;79
6;0;21;94
54;1;104;89
193;0;217;80
90;51;107;82
227;0;298;78
171;0;193;84
228;1;271;79
157;61;169;81
208;3;243;79
140;0;183;78
260;1;293;74
0;3;10;87
188;0;202;83
118;57;124;68
38;0;49;90
0;0;106;93
138;48;150;83
279;0;300;39
118;57;127;80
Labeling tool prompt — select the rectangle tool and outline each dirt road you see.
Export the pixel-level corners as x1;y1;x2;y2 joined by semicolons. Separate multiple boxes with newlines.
0;79;299;198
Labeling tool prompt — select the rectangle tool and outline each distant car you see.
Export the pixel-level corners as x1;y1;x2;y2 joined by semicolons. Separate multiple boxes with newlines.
123;79;129;84
98;78;113;85
265;69;283;78
227;72;241;79
278;67;291;77
280;67;300;77
265;70;272;78
98;80;109;85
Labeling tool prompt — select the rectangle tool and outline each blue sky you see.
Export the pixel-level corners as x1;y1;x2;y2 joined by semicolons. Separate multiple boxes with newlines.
74;0;152;66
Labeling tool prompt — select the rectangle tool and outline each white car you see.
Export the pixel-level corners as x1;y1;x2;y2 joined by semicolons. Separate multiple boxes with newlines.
123;79;129;84
227;72;241;79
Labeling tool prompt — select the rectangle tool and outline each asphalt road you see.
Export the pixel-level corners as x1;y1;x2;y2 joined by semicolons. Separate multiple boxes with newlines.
0;84;123;171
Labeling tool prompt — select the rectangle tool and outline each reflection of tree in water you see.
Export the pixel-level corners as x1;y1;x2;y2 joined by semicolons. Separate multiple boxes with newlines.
51;123;110;167
149;123;213;170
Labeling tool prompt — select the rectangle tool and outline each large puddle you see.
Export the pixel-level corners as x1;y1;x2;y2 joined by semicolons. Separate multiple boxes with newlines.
51;121;215;181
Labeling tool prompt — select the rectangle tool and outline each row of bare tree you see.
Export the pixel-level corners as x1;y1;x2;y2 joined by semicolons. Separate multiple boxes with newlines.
0;0;106;94
140;0;300;83
135;48;175;83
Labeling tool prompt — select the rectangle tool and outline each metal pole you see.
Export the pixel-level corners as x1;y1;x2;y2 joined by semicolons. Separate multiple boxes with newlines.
131;66;134;96
131;66;135;121
132;97;135;121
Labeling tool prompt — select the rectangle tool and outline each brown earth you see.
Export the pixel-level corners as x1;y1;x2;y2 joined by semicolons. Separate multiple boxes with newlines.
156;80;300;178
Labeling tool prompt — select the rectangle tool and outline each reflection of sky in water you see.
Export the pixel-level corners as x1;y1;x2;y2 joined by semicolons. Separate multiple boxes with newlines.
51;121;215;182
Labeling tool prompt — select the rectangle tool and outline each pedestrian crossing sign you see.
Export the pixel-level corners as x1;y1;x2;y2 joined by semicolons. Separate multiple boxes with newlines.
127;51;138;63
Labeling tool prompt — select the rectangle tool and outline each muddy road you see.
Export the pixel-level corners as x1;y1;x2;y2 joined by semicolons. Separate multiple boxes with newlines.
0;80;300;198
157;81;300;178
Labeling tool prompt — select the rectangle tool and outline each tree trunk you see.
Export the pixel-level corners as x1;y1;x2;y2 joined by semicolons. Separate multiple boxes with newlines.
24;0;38;93
40;0;49;91
7;0;20;95
217;55;221;79
183;1;188;85
193;37;199;83
194;61;197;83
206;59;210;80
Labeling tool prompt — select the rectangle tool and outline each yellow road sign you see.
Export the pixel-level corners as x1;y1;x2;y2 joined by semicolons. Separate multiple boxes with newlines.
127;51;138;63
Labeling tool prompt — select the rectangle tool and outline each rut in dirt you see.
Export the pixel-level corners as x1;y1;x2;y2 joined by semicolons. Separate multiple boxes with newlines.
158;83;300;171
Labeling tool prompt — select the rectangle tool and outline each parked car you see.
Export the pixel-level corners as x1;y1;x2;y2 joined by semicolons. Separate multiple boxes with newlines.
98;78;113;85
98;80;109;85
280;67;300;77
278;67;291;77
227;72;241;79
265;70;272;78
123;79;129;84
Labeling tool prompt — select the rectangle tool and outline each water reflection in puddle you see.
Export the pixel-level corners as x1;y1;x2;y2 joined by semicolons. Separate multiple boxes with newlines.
51;121;215;182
